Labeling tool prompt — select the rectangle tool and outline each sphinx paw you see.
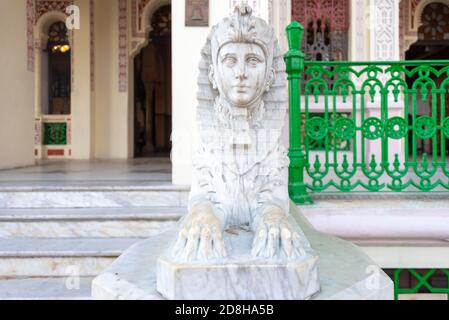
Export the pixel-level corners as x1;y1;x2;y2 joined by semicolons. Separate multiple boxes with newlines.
172;203;227;261
251;206;306;259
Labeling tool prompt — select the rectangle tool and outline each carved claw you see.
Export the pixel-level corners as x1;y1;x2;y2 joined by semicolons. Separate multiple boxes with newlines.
198;226;212;260
172;202;227;261
251;206;306;259
183;225;201;260
281;228;293;257
251;228;267;257
212;227;228;259
172;227;188;257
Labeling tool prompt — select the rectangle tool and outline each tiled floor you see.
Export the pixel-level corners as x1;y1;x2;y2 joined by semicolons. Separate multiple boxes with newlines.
0;158;173;188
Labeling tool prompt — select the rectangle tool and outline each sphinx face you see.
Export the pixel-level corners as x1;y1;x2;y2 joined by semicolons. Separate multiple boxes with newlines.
216;42;267;107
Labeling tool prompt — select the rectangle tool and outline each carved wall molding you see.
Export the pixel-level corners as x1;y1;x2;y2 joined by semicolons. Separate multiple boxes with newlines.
27;0;35;72
132;0;151;38
371;0;399;61
119;0;128;92
35;0;73;23
292;0;349;32
90;0;95;92
291;0;350;61
131;0;147;55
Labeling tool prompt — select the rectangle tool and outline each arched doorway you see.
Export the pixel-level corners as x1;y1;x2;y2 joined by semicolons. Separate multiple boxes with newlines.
134;5;172;158
43;21;71;116
405;2;449;157
34;15;72;159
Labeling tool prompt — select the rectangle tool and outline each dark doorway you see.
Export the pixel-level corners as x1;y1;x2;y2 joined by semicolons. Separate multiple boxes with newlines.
134;5;172;158
405;2;449;157
43;21;71;115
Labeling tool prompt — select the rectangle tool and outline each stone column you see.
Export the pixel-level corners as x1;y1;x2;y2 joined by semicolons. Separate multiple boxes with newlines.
34;36;46;159
71;0;93;159
368;0;404;165
34;39;44;118
350;0;368;61
349;0;367;164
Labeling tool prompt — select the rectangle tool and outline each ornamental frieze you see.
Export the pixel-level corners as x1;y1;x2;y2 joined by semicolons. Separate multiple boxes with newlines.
35;0;73;23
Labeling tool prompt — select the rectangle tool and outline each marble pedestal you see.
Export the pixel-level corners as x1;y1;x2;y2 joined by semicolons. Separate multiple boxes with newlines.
92;204;394;300
157;227;320;300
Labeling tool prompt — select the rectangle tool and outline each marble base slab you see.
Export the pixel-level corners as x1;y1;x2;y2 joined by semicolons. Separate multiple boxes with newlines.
157;229;320;300
92;203;394;300
0;190;188;209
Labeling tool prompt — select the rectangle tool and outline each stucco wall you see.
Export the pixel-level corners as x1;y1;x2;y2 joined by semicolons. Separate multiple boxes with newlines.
71;0;93;159
0;0;35;169
93;0;130;159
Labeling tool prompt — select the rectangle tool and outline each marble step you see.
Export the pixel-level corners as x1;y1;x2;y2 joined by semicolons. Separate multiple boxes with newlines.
300;197;449;239
0;185;190;209
0;207;183;238
0;237;142;277
0;277;93;300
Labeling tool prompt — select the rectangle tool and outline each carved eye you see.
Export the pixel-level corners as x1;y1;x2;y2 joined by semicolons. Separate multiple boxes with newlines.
223;56;237;67
247;56;262;66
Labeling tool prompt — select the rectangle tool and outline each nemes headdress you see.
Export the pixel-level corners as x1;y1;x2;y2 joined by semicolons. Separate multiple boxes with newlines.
196;4;287;135
210;4;276;75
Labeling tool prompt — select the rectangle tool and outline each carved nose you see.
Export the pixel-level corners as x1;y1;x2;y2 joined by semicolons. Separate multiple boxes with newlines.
236;66;247;80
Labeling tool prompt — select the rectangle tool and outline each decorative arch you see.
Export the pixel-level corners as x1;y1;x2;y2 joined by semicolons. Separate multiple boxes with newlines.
35;11;68;49
413;0;449;31
417;2;449;41
400;0;449;58
130;0;171;57
34;11;72;115
33;11;72;160
35;0;73;21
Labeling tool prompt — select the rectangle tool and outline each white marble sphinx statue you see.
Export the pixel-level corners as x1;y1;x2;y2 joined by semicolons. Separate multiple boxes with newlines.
173;3;308;262
91;3;394;301
157;3;320;300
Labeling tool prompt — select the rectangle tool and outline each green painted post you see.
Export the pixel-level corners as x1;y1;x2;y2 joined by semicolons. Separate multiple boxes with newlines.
393;269;401;300
284;21;313;205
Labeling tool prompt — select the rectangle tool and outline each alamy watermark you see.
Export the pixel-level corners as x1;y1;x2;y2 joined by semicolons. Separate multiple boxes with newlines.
65;5;80;30
65;265;81;291
365;265;382;291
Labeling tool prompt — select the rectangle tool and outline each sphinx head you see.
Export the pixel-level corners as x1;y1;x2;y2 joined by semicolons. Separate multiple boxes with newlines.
209;4;275;108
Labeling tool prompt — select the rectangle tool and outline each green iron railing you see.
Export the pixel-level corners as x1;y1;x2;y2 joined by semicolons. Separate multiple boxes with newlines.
392;269;449;300
285;21;449;204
